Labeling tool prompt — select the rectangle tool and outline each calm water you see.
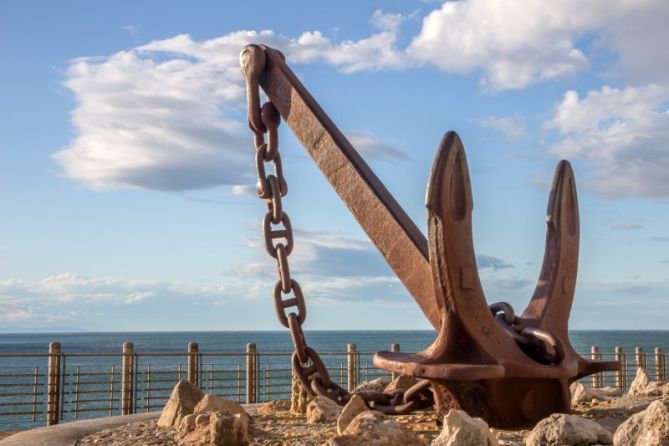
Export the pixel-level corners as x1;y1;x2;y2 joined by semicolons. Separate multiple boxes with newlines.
1;330;667;355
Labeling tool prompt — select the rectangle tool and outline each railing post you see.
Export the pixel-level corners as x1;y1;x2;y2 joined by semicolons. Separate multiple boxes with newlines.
121;342;134;415
614;346;624;389
655;347;665;381
635;347;645;370
591;346;601;387
46;342;61;426
246;343;256;404
188;342;199;386
391;344;400;380
347;343;357;392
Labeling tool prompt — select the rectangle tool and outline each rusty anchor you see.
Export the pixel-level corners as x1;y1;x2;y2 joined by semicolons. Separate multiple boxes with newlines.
240;44;620;428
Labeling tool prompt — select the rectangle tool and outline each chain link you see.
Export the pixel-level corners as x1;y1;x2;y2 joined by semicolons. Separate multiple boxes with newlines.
241;45;434;415
489;302;565;364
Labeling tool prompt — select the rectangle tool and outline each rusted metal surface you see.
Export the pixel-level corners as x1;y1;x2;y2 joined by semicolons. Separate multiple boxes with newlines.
240;43;620;428
248;45;440;331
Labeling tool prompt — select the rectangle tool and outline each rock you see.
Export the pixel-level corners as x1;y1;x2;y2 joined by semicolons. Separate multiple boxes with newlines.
257;399;291;415
210;412;249;446
570;382;623;404
328;410;427;446
431;409;497;446
193;394;248;421
291;373;310;415
613;400;669;446
195;413;210;427
353;377;391;394
306;395;342;423
337;395;368;434
178;414;197;437
177;410;248;446
384;375;418;393
157;380;204;427
571;381;614;403
526;413;612;445
601;386;624;397
628;368;665;397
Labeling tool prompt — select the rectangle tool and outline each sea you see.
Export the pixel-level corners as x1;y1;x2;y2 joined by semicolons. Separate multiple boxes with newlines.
1;330;668;355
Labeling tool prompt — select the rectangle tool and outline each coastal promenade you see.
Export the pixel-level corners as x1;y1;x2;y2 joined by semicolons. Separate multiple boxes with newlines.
0;341;665;432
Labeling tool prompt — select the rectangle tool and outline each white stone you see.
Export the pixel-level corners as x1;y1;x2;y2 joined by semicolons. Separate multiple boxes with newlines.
431;409;497;446
613;400;669;446
627;368;667;397
384;375;418;393
177;410;248;446
157;380;204;428
571;381;612;403
353;377;390;394
193;394;248;421
306;395;343;423
526;413;612;445
337;395;368;435
328;410;427;446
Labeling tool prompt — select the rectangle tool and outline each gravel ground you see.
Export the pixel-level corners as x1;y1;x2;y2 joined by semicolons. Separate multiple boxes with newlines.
75;409;529;446
74;395;665;446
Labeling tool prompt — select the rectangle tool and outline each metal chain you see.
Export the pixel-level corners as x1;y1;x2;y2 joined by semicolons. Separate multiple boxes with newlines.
240;44;433;415
489;302;565;364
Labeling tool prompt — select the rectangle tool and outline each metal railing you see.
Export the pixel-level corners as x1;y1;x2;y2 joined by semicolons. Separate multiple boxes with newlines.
0;343;664;431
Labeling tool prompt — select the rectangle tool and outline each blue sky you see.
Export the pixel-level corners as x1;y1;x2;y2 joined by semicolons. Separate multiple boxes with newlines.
1;0;668;331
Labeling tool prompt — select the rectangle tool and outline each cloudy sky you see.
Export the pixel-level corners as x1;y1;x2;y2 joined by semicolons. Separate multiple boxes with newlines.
1;0;668;332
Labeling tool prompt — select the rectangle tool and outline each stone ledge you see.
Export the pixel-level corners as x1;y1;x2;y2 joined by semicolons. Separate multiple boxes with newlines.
0;404;264;446
0;412;160;446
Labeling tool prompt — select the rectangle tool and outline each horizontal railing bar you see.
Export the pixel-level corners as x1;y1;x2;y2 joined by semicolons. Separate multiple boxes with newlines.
67;398;115;404
65;407;116;414
0;410;44;416
0;373;46;378
0;392;42;397
0;402;43;407
63;380;120;386
69;389;118;395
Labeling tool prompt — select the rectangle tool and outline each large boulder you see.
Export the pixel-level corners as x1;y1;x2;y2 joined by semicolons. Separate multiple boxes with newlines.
193;394;248;421
328;410;427;446
353;377;390;394
337;395;368;435
431;409;498;446
306;395;343;423
628;368;667;397
384;375;418;393
526;413;612;445
613;400;669;445
177;411;248;446
157;380;204;427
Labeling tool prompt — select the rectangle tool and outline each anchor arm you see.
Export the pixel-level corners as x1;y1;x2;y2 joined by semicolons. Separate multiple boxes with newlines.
243;45;441;329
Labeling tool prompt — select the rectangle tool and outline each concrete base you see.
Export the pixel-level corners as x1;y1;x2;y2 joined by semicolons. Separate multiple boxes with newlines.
0;412;159;446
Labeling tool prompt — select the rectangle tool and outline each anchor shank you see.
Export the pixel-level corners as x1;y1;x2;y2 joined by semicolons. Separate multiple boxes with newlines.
257;47;440;330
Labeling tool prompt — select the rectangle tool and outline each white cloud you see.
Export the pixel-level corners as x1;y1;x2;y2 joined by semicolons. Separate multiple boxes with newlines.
53;2;669;192
370;10;406;32
546;85;669;198
407;0;668;90
54;29;405;191
479;115;528;141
